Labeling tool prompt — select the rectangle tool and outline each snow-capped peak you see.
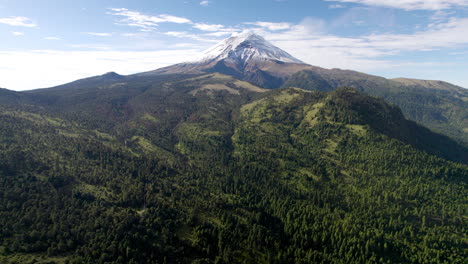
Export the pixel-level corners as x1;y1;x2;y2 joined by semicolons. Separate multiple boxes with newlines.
198;32;303;64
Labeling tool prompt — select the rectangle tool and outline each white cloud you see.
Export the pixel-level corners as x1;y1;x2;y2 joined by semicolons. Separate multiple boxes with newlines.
258;17;325;38
260;16;468;56
164;31;221;42
449;50;468;55
165;21;239;40
165;31;190;37
120;32;146;37
193;23;225;31
86;32;113;37
11;31;24;36
192;23;239;38
44;36;61;40
325;0;468;10
158;14;193;24
204;31;236;37
363;17;468;51
69;44;112;50
329;6;396;30
244;21;293;31
200;1;210;6
108;8;237;37
0;49;202;91
329;4;346;8
284;18;467;55
0;16;36;27
430;10;455;22
108;8;192;31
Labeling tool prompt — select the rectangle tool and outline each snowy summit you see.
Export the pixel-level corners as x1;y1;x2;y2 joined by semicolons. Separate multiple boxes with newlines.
199;32;304;64
150;32;310;89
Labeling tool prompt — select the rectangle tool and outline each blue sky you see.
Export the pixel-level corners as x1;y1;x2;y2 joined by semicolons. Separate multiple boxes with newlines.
1;0;468;90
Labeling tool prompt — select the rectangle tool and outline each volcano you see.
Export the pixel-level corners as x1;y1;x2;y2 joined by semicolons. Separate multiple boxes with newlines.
140;32;313;88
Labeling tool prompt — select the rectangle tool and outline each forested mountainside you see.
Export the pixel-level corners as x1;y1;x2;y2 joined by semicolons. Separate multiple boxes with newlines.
0;74;466;263
282;69;468;145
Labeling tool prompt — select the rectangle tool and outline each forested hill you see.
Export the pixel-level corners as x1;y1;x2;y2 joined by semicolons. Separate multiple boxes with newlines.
0;74;467;263
282;69;468;145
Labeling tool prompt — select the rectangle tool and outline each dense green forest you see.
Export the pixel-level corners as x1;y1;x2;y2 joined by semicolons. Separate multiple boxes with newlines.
0;74;467;263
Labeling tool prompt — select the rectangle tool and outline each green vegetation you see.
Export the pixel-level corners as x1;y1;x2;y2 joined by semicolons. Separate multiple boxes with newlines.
283;70;468;145
0;74;467;263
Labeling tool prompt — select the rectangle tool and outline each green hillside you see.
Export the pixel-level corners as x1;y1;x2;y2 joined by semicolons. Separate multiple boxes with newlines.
0;75;466;263
283;69;468;145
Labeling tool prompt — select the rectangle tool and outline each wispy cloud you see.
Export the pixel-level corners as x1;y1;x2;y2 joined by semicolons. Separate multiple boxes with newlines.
157;14;192;24
258;16;468;74
86;32;113;37
325;0;468;10
11;31;24;36
330;6;396;30
165;31;190;38
200;1;210;6
193;23;225;31
69;44;112;50
164;31;221;42
329;4;346;8
274;18;468;53
191;23;239;38
449;50;468;55
44;36;61;40
364;17;468;51
0;16;36;27
204;31;236;37
244;21;293;31
108;8;192;31
430;10;455;22
120;32;147;37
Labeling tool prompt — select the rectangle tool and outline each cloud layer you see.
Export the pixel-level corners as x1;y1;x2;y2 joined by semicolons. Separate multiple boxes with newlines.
0;49;200;90
86;32;113;37
326;0;468;10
